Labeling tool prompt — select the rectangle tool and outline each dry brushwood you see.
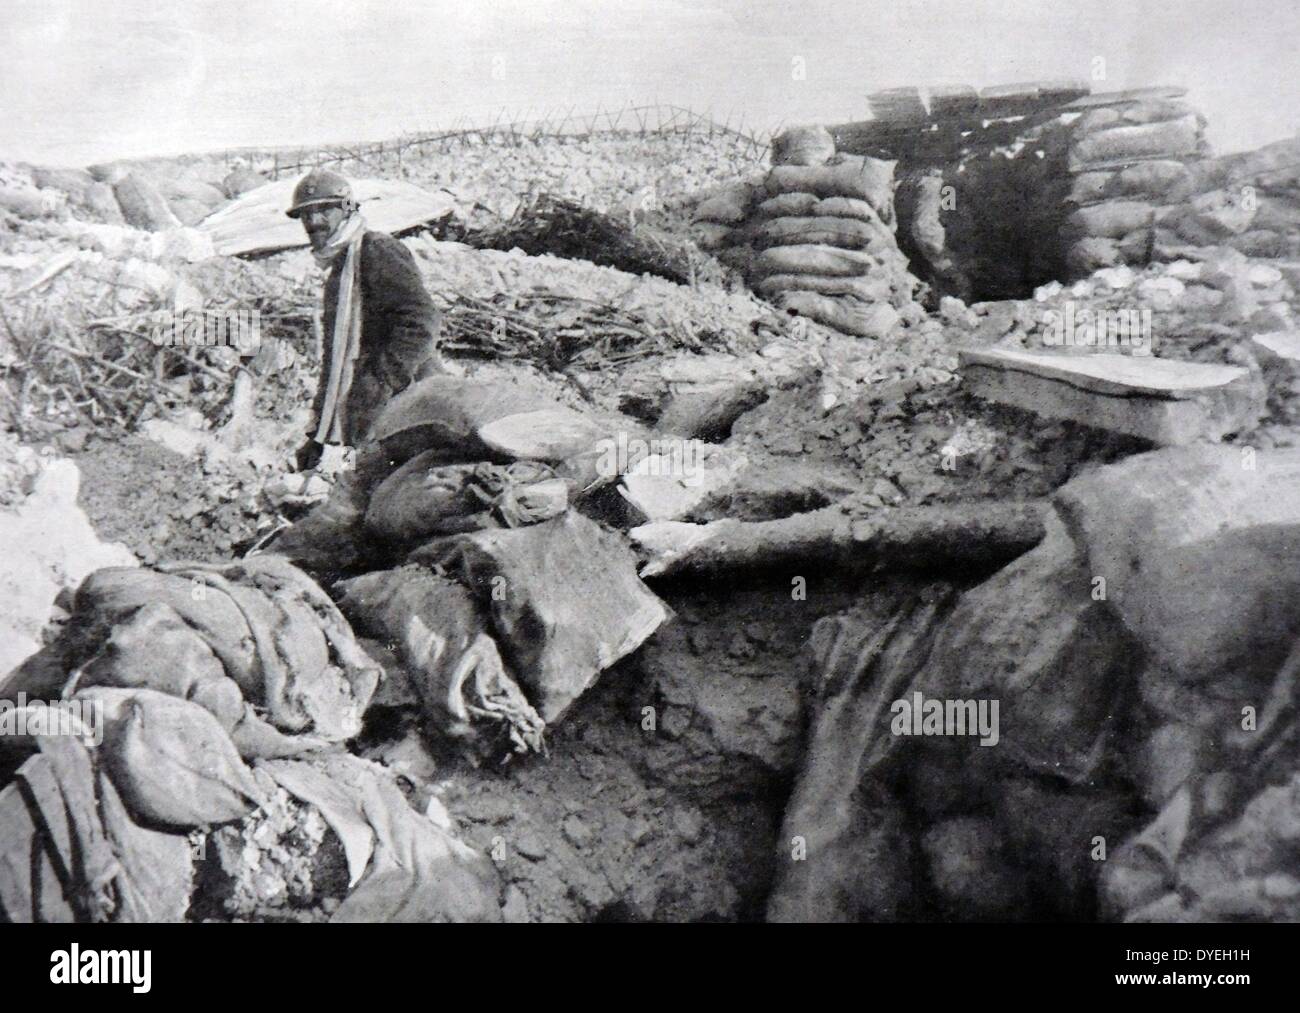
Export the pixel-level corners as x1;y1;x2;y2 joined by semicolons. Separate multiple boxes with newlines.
465;192;733;287
0;269;317;435
439;289;753;371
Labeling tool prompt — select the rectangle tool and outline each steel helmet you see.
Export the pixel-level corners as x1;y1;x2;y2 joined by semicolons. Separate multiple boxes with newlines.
285;168;353;218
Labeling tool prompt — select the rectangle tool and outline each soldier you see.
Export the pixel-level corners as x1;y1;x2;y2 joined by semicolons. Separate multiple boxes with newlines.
286;168;445;471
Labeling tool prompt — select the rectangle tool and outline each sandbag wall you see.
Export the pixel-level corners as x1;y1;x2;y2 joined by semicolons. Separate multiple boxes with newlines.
691;127;918;339
1062;88;1211;275
0;161;266;230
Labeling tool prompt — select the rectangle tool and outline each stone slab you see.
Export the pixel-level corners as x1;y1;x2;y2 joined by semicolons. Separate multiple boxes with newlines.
959;348;1259;445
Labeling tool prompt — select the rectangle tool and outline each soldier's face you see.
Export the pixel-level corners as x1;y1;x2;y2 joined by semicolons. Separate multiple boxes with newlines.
301;203;347;251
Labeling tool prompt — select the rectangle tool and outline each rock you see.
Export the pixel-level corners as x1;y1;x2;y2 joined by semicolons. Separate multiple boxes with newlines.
619;444;748;523
1055;445;1300;684
1091;265;1136;290
1135;275;1185;309
1249;264;1284;287
959;348;1262;446
0;460;136;680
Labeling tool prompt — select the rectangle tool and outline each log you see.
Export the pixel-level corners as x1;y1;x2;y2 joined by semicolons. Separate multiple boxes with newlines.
631;499;1048;577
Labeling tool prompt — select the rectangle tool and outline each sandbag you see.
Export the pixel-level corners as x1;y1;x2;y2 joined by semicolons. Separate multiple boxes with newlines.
770;125;836;167
221;167;266;199
476;407;606;461
756;273;896;302
1068;171;1114;205
0;186;57;219
1111;160;1193;199
78;181;125;224
30;167;95;201
72;557;380;741
112;172;181;231
168;197;212;227
0;734;192;922
766;155;897;216
365;457;482;542
157;177;226;207
752;244;881;278
1159;189;1257;243
1118;99;1195;125
65;601;316;760
813;196;885;224
778;292;900;339
753;192;820;221
337;566;544;758
1066;236;1121;275
1069;114;1201;170
691;182;757;225
755;215;885;251
1054;445;1300;684
262;751;502;922
366;374;560;465
77;687;266;830
1064;200;1155;240
414;512;670;721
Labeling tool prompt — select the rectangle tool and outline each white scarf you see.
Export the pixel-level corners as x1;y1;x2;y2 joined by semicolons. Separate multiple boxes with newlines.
313;211;367;444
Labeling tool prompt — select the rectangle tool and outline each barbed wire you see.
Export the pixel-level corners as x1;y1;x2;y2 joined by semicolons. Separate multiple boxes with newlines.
215;104;774;180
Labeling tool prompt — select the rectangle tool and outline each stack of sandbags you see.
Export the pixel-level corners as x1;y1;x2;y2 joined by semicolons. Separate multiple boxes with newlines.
697;128;919;339
1155;136;1300;260
0;162;65;221
1062;90;1208;275
270;373;604;570
688;179;760;252
29;166;124;224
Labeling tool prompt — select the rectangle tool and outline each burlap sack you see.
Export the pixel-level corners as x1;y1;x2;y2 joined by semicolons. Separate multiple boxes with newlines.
1069;114;1201;171
778;292;900;339
766;155;897;216
1064;199;1156;240
755;215;884;251
770;125;837;167
753;244;880;278
756;273;896;303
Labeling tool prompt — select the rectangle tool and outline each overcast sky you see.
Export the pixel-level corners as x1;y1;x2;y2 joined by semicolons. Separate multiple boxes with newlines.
3;0;1297;166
